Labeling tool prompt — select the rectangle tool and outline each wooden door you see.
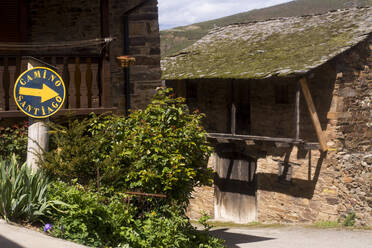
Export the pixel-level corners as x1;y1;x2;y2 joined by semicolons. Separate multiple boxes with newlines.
214;144;257;223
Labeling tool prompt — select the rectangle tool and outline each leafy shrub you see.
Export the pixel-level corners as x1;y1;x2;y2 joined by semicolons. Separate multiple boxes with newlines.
118;207;224;248
42;88;214;205
103;88;213;203
41;118;100;185
47;180;224;248
0;156;60;222
0;123;28;161
47;180;129;247
343;212;356;227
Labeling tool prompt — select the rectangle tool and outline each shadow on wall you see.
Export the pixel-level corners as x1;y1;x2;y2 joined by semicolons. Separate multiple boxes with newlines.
256;151;326;199
214;142;327;199
210;228;275;248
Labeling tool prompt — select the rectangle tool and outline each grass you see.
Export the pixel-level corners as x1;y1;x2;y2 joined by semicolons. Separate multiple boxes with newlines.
313;221;340;228
192;220;372;230
192;220;286;229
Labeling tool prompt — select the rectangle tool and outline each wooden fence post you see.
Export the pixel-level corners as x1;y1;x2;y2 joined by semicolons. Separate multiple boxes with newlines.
25;59;50;171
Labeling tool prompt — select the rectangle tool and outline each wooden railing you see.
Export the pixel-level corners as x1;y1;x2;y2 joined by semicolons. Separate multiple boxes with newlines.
0;54;114;117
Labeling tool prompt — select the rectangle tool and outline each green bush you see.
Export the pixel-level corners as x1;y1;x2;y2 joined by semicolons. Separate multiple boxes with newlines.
41;118;100;185
47;180;224;248
0;123;28;161
343;212;356;227
42;88;214;205
47;180;129;247
0;156;60;222
102;88;213;203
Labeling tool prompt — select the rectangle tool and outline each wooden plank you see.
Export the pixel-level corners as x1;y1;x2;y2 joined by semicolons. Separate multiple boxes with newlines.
327;111;352;120
295;81;300;140
230;80;236;134
299;78;327;152
100;0;110;38
0;65;4;111
100;57;111;108
207;133;303;143
19;0;28;42
74;57;81;108
26;60;50;171
0;108;117;118
177;80;186;98
231;103;236;135
125;192;167;198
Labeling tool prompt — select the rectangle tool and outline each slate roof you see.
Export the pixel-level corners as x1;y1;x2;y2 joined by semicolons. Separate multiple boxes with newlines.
161;7;372;80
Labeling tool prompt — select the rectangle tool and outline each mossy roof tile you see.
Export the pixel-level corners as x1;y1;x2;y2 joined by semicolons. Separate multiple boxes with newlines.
161;7;372;80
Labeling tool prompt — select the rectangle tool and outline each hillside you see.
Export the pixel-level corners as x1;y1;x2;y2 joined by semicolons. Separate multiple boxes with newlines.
160;0;372;57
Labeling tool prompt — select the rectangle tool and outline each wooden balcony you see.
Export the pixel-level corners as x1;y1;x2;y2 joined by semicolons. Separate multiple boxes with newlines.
0;54;115;118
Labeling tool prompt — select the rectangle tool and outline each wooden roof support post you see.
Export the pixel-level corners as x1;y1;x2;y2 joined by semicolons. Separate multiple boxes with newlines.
295;81;300;140
230;80;236;135
299;78;327;152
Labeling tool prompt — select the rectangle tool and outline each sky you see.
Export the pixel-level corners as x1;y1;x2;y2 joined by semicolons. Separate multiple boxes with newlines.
158;0;293;30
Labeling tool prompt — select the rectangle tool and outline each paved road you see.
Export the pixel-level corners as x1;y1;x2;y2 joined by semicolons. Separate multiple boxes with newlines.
1;220;371;248
0;220;86;248
210;226;372;248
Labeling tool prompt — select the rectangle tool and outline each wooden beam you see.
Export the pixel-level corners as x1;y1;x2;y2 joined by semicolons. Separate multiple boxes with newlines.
0;108;117;118
299;78;327;152
295;81;300;140
230;80;236;135
207;133;303;144
177;80;186;98
100;0;110;38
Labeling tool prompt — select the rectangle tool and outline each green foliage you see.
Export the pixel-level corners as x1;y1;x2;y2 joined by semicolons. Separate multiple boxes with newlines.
0;123;28;161
102;88;213;203
46;180;129;247
198;211;214;231
47;180;224;248
41;89;220;246
42;88;213;206
0;156;60;223
343;212;356;227
314;221;340;228
41;118;102;185
119;207;224;248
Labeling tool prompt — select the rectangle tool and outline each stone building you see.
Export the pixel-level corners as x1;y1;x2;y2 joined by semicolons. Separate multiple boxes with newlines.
162;8;372;226
0;0;161;118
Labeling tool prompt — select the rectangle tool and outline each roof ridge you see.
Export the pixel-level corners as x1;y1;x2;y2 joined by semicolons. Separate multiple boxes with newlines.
213;6;372;31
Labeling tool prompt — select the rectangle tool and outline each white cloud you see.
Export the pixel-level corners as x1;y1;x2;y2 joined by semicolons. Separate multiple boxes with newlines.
158;0;292;30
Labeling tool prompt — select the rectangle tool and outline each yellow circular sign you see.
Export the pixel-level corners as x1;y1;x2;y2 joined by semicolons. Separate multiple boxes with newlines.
14;67;66;118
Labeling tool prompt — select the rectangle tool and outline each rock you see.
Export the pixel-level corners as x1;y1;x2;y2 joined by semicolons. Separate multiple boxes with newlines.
363;155;372;165
343;176;353;183
326;198;339;205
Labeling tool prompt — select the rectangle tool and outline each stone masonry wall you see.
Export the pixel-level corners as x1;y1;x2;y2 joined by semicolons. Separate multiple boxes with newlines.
29;0;101;42
109;0;162;110
256;37;372;226
29;0;161;110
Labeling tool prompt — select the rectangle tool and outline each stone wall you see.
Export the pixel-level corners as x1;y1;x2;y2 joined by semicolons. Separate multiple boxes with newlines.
29;0;101;42
109;0;162;110
173;37;372;227
28;0;161;110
